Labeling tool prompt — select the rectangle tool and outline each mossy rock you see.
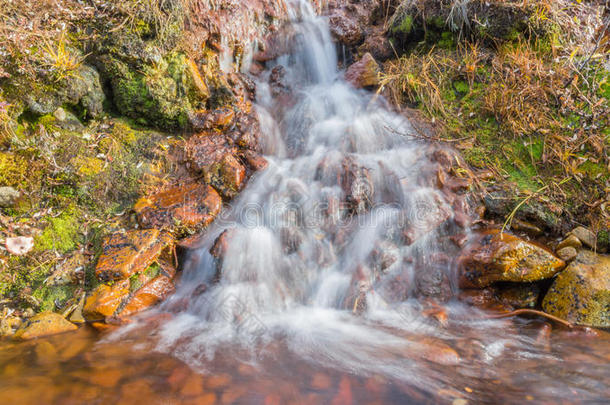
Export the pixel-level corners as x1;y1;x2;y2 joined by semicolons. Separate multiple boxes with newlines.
98;52;207;130
542;250;610;327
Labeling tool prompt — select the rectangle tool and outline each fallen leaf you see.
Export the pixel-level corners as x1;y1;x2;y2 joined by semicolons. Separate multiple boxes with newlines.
6;236;34;256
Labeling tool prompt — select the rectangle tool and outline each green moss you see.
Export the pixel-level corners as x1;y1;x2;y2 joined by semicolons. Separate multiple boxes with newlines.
392;14;414;36
32;284;77;312
101;52;201;130
35;208;82;253
0;152;28;187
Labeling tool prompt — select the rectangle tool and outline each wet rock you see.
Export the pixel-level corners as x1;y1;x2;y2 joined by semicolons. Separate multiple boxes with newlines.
568;226;597;250
83;280;130;321
496;283;540;309
542;250;610;327
241;150;268;172
208;154;247;199
557;246;577;262
184;133;247;198
135;184;222;233
459;230;565;288
345;53;380;88
117;275;175;318
95;229;174;282
401;194;452;245
0;313;22;337
0;186;19;207
340;157;374;214
185;134;234;171
556;235;582;251
269;65;291;97
329;10;364;46
189;107;235;132
13;312;77;340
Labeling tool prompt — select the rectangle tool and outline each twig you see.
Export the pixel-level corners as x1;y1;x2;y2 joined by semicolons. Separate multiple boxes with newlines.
486;308;573;329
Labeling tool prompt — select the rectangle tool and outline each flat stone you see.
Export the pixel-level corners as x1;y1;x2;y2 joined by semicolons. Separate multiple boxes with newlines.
13;312;77;340
117;275;175;318
82;279;130;321
0;186;19;207
135;184;222;232
459;230;565;288
542;250;610;327
95;229;174;281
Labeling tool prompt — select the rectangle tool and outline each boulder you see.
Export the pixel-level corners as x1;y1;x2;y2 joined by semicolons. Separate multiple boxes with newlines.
117;275;175;318
329;10;364;46
345;53;380;88
95;229;174;281
459;230;565;288
542;250;610;327
83;279;130;321
13;312;77;340
134;184;222;233
97;53;206;130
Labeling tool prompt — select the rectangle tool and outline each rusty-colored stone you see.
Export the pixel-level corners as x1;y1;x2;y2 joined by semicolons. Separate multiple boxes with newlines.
117;275;175;318
95;229;174;281
13;312;77;340
345;53;380;88
135;184;222;232
83;279;130;321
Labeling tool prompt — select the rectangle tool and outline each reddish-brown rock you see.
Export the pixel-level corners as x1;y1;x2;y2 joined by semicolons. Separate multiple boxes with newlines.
95;229;174;281
329;10;364;45
340;157;374;215
135;184;222;232
83;280;131;321
345;53;380;88
117;275;175;318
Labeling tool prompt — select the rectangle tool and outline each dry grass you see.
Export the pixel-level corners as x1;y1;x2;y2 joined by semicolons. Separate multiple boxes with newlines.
380;0;609;227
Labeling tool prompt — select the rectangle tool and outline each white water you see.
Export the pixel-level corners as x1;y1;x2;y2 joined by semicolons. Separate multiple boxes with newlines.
109;1;609;402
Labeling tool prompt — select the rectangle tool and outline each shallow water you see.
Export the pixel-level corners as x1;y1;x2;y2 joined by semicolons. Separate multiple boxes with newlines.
1;1;609;404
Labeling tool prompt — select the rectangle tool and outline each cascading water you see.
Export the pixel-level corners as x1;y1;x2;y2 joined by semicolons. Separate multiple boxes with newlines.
2;2;606;404
106;1;609;402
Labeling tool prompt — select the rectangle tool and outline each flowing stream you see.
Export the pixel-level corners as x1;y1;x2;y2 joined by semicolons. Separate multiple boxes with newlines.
0;1;609;404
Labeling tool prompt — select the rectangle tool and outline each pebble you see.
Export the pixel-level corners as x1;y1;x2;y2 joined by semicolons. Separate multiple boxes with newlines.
557;246;577;261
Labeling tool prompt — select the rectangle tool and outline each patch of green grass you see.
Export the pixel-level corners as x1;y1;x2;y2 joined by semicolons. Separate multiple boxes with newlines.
35;207;82;253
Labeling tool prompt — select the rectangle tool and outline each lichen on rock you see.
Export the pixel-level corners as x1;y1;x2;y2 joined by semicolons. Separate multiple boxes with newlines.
542;250;610;328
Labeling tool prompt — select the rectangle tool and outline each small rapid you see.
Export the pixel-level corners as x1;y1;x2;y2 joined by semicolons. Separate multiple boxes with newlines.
111;1;608;402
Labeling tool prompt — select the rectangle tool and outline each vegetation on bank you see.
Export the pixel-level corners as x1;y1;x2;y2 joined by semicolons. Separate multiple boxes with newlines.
0;0;274;320
379;0;609;235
